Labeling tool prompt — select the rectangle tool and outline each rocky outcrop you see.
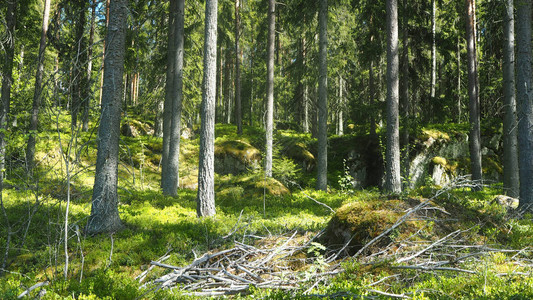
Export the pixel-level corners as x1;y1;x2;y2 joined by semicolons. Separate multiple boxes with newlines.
214;140;261;175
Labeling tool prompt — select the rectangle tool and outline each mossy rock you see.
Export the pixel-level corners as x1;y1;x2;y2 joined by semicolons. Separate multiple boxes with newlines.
217;174;290;198
284;142;315;172
214;140;261;175
121;119;153;137
322;199;420;256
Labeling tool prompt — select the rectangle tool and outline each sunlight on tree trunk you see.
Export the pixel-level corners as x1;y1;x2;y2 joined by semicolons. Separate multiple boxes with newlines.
502;0;519;198
385;0;402;194
86;0;127;235
316;0;328;191
465;0;482;190
265;0;275;178
197;0;218;217
162;0;185;196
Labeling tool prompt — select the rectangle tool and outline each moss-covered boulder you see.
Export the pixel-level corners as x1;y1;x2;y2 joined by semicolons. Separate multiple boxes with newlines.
283;142;315;172
121;119;153;137
214;140;261;175
322;199;419;256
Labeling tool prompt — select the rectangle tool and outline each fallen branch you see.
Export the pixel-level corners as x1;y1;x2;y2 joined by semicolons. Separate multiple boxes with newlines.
17;281;49;298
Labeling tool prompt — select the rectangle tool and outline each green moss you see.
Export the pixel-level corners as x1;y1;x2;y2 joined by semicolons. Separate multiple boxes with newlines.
431;156;447;166
215;139;261;163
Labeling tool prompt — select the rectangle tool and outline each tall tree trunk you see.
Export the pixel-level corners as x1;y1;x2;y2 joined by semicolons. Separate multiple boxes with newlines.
503;0;519;198
516;0;533;208
162;0;185;196
26;0;51;174
337;76;344;136
86;0;127;235
82;0;97;132
0;0;16;276
197;0;218;217
385;0;401;193
161;1;177;188
457;23;461;123
430;0;437;105
71;0;87;129
265;0;275;177
234;0;242;134
401;0;409;187
316;0;328;191
369;59;377;137
465;0;482;189
98;0;111;106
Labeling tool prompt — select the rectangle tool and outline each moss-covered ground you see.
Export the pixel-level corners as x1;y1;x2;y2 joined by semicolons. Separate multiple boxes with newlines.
0;112;532;299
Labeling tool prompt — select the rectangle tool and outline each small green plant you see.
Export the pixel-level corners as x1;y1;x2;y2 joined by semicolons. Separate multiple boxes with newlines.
338;159;354;194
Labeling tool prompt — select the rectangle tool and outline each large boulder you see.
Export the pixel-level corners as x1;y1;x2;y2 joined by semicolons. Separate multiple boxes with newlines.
214;140;261;175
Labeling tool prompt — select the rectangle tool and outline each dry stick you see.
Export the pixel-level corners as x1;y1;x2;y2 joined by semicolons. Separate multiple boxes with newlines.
254;231;297;267
288;180;335;214
17;281;49;298
396;229;461;263
74;225;85;283
222;209;244;240
392;265;477;274
367;289;409;299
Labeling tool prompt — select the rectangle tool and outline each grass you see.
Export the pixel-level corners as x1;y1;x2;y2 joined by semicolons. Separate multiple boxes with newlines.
0;111;532;299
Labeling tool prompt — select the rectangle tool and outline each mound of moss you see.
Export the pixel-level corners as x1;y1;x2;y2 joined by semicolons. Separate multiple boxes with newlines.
214;140;261;175
322;198;421;256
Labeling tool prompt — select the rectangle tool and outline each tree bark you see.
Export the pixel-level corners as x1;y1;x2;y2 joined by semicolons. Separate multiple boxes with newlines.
0;0;16;276
98;0;111;106
316;0;328;191
82;0;97;132
265;0;275;177
516;0;533;208
86;0;128;235
465;0;482;189
161;0;177;188
162;0;185;196
235;0;242;134
26;0;51;174
401;0;410;187
502;0;519;198
337;76;344;136
71;0;87;129
385;0;402;193
197;0;218;217
430;0;437;104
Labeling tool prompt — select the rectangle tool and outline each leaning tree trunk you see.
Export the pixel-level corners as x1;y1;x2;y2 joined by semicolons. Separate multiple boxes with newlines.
162;0;185;196
316;0;328;191
235;0;242;134
86;0;127;235
197;0;218;217
502;0;519;198
465;0;482;189
516;0;533;208
265;0;275;177
26;0;51;175
385;0;402;193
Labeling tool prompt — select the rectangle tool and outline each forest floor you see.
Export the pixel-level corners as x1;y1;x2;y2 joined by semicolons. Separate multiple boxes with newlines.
0;112;532;299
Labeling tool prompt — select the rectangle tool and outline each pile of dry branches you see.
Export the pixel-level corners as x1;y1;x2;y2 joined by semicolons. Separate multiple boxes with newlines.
138;231;341;297
140;177;532;298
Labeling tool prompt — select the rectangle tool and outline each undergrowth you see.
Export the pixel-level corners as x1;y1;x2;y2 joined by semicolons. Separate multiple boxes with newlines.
0;112;531;299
